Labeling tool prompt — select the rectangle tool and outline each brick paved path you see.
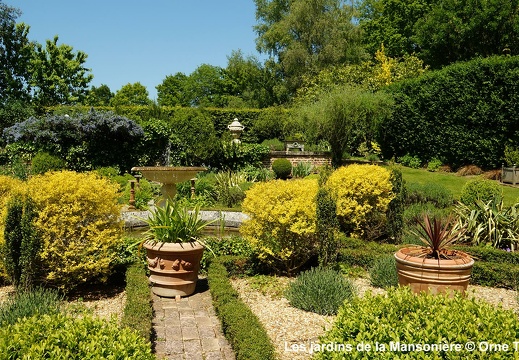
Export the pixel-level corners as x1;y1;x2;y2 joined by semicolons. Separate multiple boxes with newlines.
152;278;235;360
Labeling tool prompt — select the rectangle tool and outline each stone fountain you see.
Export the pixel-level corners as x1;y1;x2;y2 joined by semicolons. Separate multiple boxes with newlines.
131;166;206;200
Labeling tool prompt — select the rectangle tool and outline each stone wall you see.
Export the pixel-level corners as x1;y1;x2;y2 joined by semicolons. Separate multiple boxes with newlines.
263;151;332;169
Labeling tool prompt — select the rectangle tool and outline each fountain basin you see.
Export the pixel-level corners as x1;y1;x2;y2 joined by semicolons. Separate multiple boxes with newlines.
131;166;206;199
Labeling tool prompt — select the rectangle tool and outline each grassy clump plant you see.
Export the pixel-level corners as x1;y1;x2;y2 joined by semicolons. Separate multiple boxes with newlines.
285;267;356;315
369;254;399;289
0;287;63;327
315;287;519;359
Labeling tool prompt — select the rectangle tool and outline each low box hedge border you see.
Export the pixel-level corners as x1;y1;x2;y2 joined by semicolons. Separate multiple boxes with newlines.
208;256;277;360
121;262;154;343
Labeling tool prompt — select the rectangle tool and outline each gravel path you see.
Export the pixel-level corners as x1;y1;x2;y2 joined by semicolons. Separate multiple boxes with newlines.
230;277;519;360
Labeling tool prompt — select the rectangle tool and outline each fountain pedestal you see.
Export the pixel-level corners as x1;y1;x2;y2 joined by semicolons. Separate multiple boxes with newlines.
131;166;206;199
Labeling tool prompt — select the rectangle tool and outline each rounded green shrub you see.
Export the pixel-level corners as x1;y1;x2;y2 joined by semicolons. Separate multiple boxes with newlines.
369;255;398;289
31;152;66;175
272;158;292;179
315;287;519;359
285;267;356;315
460;178;502;206
0;313;154;359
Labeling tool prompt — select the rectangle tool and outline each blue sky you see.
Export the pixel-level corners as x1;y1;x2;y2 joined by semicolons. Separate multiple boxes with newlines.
11;0;264;100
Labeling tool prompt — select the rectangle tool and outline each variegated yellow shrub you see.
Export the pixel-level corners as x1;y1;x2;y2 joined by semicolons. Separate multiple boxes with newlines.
27;171;123;290
241;179;318;275
326;164;394;239
0;176;25;281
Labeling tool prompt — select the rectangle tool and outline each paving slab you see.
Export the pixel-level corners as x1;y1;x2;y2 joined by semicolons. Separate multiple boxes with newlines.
152;278;235;360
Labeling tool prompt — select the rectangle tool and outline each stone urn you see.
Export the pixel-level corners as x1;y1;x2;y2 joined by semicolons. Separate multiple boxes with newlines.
143;240;205;298
395;247;474;296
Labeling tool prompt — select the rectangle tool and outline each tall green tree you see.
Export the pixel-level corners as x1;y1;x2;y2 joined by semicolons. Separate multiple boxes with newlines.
359;0;519;68
294;85;393;167
413;0;519;68
111;82;151;106
29;35;93;107
156;72;190;107
0;1;33;104
225;49;283;108
359;0;431;58
183;64;228;107
84;84;113;106
254;0;365;94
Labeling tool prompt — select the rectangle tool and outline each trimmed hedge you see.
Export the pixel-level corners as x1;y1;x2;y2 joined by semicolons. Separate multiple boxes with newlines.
121;262;153;342
379;55;519;169
208;256;277;360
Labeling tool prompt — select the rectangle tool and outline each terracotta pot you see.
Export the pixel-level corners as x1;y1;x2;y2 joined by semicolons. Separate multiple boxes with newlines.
143;240;204;298
394;247;474;296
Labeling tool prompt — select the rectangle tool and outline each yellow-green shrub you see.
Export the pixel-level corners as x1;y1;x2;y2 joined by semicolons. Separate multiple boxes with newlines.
326;164;394;239
27;171;123;290
241;179;318;275
0;175;24;281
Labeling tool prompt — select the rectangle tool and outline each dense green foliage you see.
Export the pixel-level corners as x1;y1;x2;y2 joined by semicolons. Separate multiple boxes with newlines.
285;266;356;315
30;151;66;175
3;195;40;289
208;257;276;360
315;287;519;359
359;0;519;68
316;187;340;266
272;158;292;179
254;0;365;95
385;166;406;243
0;313;154;359
378;56;519;169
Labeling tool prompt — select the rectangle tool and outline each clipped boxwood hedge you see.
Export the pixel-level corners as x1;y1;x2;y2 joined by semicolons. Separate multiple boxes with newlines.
208;256;276;360
315;287;519;359
121;262;153;342
0;313;154;359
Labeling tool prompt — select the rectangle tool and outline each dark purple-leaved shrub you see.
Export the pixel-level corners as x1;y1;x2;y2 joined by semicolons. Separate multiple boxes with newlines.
3;110;144;172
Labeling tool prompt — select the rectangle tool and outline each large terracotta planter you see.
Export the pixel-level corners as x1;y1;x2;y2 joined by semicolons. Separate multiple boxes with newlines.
143;240;204;298
394;247;474;296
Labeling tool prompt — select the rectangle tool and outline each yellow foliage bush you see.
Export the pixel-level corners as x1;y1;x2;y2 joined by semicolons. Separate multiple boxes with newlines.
0;176;24;281
27;171;123;289
326;164;394;239
241;179;318;275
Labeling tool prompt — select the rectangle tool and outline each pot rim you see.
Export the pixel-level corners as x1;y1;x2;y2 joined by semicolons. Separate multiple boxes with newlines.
395;247;474;269
143;240;205;251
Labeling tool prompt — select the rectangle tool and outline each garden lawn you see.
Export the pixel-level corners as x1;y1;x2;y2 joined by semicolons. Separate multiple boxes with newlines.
395;166;519;207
